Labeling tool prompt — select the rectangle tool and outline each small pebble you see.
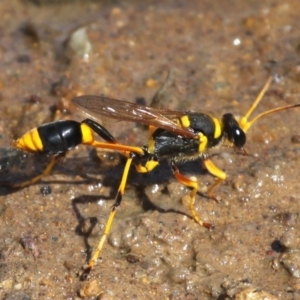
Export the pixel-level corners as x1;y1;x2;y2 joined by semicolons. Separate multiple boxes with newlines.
280;250;300;278
291;135;300;144
40;185;52;196
20;236;40;258
279;230;298;250
78;280;102;298
235;288;278;300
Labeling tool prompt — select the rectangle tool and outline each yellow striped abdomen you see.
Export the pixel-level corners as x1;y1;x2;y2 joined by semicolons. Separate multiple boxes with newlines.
13;128;44;152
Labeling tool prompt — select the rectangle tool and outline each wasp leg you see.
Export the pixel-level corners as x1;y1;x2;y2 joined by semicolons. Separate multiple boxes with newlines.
80;118;144;156
171;160;212;229
135;156;159;173
11;153;66;188
203;159;226;201
81;154;134;280
88;141;145;156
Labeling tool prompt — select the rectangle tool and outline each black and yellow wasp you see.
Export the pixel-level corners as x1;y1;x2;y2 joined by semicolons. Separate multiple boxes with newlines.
10;75;300;279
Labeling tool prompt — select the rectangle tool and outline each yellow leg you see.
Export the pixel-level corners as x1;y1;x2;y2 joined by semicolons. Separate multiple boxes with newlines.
171;161;212;229
135;158;159;173
88;141;145;156
12;153;65;188
203;159;226;200
81;156;133;280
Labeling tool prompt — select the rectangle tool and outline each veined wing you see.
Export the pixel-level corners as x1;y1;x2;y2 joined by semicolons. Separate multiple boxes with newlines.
73;95;197;138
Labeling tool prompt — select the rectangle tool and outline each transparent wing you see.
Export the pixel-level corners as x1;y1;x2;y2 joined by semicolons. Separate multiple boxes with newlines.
73;95;196;138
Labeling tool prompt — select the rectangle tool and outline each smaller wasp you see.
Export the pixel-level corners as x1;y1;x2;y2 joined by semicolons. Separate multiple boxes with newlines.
11;75;300;279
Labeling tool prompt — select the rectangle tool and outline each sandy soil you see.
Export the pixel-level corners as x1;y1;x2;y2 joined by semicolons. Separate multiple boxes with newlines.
1;0;300;299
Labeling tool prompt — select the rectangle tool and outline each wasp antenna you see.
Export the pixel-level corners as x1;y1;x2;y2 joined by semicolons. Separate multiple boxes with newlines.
244;104;300;131
239;75;273;132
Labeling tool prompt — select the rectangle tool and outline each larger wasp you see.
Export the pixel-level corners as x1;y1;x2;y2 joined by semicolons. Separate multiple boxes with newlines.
11;75;300;279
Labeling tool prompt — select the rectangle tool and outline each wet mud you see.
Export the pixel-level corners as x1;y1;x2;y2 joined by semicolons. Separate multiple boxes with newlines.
1;0;300;299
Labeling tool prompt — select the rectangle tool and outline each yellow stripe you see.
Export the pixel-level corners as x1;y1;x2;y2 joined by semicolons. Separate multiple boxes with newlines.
179;115;190;128
30;129;44;151
147;137;156;154
212;117;222;139
80;123;94;144
198;133;208;152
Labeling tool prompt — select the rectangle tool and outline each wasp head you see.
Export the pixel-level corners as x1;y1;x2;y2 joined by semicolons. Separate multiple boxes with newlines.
222;113;246;149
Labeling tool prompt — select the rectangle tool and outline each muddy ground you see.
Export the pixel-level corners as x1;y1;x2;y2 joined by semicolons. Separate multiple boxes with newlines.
1;0;300;299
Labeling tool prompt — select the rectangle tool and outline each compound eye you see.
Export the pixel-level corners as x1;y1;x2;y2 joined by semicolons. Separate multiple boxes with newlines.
232;126;246;149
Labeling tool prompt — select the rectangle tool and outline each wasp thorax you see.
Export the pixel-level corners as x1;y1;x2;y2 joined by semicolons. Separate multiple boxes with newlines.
222;113;246;149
